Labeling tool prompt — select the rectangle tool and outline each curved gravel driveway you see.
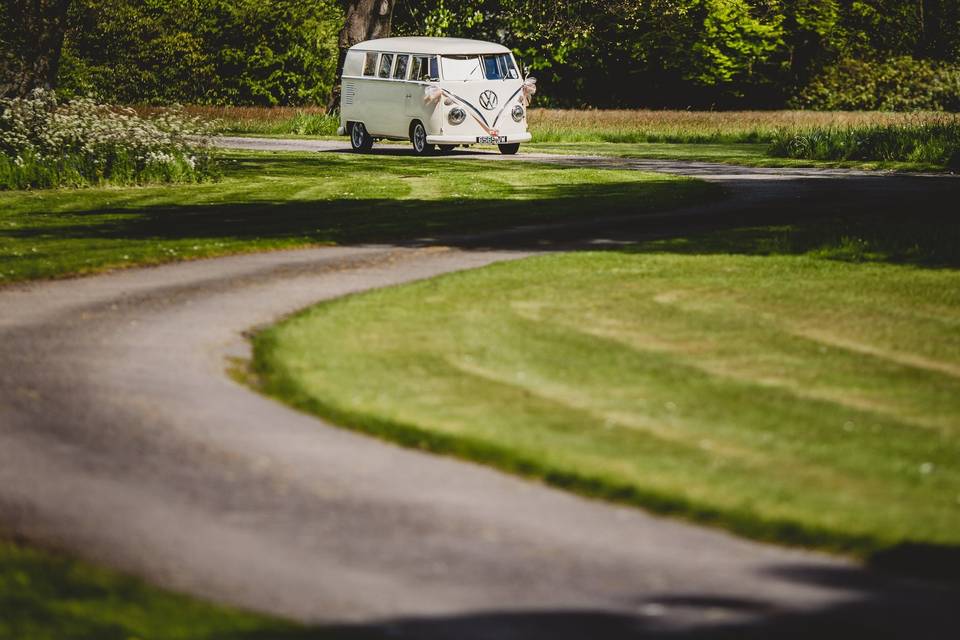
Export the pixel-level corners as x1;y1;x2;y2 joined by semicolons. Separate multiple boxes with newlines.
1;138;957;639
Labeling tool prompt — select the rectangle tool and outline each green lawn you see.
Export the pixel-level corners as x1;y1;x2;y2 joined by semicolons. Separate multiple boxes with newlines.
0;151;717;284
253;215;960;559
0;539;322;640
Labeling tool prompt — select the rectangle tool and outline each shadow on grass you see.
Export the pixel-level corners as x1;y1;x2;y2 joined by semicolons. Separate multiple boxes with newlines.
4;537;956;640
6;151;959;268
4;178;718;246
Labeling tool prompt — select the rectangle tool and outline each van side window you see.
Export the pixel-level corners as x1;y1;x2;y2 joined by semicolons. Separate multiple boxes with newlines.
410;56;439;82
412;56;427;81
378;53;394;79
393;55;409;80
363;52;378;77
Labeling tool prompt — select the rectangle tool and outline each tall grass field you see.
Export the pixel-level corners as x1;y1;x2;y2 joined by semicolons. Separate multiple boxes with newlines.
770;119;960;167
526;109;954;144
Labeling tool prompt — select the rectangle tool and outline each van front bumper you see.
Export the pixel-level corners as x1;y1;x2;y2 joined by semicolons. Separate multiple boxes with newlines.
426;132;533;145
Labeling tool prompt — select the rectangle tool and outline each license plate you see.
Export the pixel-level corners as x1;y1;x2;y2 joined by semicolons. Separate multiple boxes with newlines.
477;136;507;144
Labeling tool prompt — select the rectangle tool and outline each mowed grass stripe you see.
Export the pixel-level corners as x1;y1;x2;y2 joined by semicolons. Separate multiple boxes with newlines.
254;251;960;557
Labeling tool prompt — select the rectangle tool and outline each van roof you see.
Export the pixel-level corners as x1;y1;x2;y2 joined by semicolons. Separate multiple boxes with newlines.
349;37;511;56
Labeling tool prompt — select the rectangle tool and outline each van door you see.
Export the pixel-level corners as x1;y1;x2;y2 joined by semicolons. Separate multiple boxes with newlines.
406;56;438;131
391;54;413;136
405;55;425;118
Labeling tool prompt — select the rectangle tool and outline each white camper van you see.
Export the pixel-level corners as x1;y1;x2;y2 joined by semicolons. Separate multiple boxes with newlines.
338;37;534;155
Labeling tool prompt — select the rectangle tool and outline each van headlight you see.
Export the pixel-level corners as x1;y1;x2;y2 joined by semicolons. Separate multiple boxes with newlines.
448;107;466;125
511;105;524;122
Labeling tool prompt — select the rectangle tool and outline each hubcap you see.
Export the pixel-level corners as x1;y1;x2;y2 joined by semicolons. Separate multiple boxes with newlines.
414;125;425;152
352;124;364;147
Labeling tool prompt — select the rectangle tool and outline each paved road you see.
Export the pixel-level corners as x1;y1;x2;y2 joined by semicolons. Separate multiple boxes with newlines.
1;139;957;638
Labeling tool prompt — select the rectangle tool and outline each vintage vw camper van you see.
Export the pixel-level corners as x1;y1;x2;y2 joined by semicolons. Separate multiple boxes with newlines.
338;37;534;155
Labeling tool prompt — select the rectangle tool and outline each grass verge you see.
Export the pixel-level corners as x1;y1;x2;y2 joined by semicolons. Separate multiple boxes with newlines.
0;150;718;284
252;212;960;564
0;538;311;640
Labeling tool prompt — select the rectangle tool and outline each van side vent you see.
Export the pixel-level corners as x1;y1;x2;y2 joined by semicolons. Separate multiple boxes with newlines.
343;82;356;105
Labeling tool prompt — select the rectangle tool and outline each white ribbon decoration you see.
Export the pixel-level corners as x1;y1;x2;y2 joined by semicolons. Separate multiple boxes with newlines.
423;85;443;106
521;77;537;107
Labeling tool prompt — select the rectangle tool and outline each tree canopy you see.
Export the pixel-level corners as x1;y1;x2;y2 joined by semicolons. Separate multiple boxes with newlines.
2;0;958;109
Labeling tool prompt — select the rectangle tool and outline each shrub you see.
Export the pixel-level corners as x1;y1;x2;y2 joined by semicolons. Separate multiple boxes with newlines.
0;89;219;190
794;57;960;112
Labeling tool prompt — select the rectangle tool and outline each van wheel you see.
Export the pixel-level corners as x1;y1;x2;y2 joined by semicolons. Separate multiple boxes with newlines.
411;121;435;156
499;143;520;155
350;122;373;152
437;144;456;154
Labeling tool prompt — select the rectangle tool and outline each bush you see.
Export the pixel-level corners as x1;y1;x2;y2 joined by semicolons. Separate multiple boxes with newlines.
0;90;219;190
768;117;960;167
794;57;960;111
59;0;342;107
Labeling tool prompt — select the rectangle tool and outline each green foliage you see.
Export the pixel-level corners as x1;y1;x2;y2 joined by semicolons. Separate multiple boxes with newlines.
793;56;960;111
394;1;960;109
59;0;342;106
768;118;960;166
0;90;219;190
685;0;784;88
43;0;960;108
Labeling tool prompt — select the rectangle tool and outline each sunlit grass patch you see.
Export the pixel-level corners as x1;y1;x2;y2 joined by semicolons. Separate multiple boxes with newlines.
253;221;960;557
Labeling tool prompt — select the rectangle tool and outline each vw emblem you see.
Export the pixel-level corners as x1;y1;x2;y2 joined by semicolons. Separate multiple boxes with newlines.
479;90;498;110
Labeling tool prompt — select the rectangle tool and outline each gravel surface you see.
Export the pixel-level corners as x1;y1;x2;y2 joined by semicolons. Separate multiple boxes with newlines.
1;139;957;638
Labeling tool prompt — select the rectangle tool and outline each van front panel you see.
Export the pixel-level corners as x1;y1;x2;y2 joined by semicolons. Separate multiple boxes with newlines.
427;78;531;145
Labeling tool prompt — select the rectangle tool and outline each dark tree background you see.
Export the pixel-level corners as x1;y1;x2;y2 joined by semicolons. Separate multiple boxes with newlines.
1;0;71;97
2;0;959;109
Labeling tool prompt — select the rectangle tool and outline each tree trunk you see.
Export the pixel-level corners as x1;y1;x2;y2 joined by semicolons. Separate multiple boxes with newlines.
0;0;72;98
326;0;395;113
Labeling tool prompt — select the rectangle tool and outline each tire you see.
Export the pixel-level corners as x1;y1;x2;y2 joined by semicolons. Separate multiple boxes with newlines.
410;121;435;156
499;143;520;155
437;144;456;154
350;122;373;152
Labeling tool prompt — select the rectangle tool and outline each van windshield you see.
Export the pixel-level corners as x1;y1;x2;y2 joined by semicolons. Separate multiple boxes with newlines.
441;54;519;81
